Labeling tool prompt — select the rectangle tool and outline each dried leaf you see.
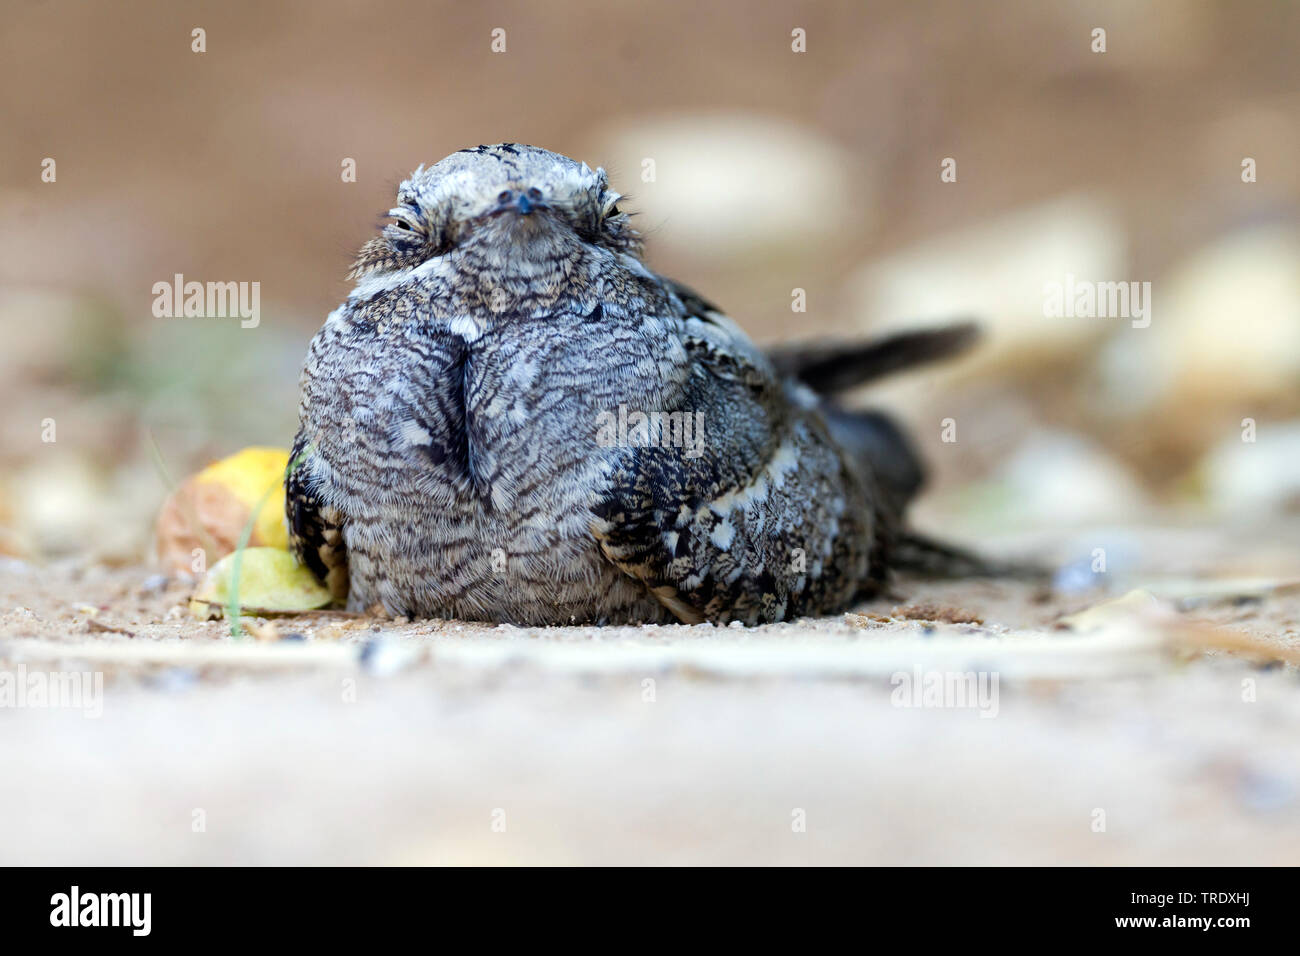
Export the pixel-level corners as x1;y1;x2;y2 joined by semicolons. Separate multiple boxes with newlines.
156;447;290;572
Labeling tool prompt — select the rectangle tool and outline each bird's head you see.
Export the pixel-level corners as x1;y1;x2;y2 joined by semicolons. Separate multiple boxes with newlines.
349;144;640;281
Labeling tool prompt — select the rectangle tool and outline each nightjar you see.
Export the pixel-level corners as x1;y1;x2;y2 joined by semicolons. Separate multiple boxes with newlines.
287;143;990;625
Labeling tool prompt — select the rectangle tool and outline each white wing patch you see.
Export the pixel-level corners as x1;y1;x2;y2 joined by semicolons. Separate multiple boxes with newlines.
709;518;736;551
706;437;801;518
398;419;433;447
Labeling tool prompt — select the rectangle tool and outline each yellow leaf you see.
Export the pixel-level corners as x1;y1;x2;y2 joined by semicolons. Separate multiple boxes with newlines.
195;447;290;550
191;547;332;617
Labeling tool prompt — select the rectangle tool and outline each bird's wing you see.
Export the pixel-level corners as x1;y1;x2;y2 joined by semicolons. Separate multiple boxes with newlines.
285;432;350;602
590;279;880;625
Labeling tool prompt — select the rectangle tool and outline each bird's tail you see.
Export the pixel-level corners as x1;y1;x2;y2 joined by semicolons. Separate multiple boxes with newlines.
769;321;979;513
767;321;980;394
889;530;1049;582
770;322;1047;584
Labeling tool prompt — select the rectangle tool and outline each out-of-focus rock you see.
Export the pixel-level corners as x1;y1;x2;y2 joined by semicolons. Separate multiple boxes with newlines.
1004;430;1147;525
3;457;161;563
0;288;102;380
0;474;24;557
959;429;1148;529
588;113;858;259
1200;421;1300;516
848;194;1125;376
6;457;108;557
1094;225;1300;423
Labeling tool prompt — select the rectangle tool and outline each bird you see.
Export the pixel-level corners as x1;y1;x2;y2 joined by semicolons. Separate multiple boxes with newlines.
287;143;1000;626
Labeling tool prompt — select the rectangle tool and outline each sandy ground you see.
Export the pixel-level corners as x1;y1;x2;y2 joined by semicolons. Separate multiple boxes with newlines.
1;522;1299;866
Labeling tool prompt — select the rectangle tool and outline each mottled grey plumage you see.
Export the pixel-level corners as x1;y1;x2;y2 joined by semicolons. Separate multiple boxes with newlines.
287;144;982;625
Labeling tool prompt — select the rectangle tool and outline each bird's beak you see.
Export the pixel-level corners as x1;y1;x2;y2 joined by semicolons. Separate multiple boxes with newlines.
494;189;549;217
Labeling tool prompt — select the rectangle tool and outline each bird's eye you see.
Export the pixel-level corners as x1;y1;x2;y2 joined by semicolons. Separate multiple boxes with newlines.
606;203;622;218
386;203;425;235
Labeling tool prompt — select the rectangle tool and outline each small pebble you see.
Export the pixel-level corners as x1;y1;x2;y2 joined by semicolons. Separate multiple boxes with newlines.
148;668;199;693
1238;769;1296;813
359;636;419;676
137;574;170;597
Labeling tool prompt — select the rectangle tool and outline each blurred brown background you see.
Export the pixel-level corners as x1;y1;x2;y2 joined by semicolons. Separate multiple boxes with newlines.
3;0;1299;562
